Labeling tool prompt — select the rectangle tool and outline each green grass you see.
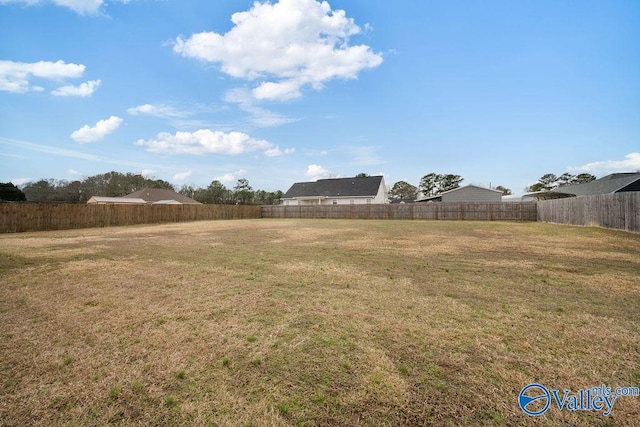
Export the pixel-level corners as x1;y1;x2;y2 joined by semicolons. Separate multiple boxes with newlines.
0;219;639;426
62;354;75;366
130;380;144;394
277;402;290;416
109;386;121;400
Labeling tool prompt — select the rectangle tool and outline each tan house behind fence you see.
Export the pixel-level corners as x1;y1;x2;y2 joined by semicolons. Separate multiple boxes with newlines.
87;188;201;205
87;196;147;205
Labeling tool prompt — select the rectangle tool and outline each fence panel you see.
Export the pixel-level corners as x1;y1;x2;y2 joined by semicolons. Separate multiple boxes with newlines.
0;203;262;233
261;202;537;221
537;193;640;233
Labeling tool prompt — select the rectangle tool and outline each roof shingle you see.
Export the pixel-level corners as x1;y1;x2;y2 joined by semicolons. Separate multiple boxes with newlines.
551;173;640;196
283;176;384;198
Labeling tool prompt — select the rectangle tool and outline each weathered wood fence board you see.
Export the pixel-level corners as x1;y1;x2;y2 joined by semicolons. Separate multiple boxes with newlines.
261;202;537;221
0;204;262;233
537;193;640;233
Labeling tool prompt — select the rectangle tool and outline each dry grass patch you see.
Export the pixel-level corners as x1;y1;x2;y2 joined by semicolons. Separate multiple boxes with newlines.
1;219;639;426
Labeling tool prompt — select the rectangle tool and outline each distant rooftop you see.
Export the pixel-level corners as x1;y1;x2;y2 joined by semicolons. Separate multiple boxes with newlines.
124;188;201;204
283;176;384;198
550;172;640;196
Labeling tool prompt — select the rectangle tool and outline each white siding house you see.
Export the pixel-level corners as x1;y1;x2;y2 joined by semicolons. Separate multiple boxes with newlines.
282;176;388;206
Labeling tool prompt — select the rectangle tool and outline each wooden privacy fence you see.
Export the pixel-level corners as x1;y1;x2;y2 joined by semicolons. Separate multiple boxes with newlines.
7;197;636;233
262;202;537;221
537;193;640;233
0;203;262;233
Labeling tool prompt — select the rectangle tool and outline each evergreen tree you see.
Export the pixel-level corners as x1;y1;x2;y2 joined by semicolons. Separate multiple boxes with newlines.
0;183;27;201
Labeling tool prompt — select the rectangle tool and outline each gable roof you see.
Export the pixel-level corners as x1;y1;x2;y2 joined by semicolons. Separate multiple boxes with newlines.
550;173;640;196
283;176;384;199
124;188;201;204
440;184;503;195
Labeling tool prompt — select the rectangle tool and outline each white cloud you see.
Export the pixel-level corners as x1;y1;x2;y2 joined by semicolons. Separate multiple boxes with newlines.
224;88;296;127
52;0;103;15
0;0;131;15
173;171;192;181
70;115;123;143
140;169;155;178
216;169;246;183
11;177;31;186
127;103;186;118
173;0;383;101
252;80;303;101
135;129;279;156
0;135;158;170
66;169;82;176
306;164;332;181
127;103;227;130
264;146;295;157
52;79;101;97
568;153;640;176
0;59;85;93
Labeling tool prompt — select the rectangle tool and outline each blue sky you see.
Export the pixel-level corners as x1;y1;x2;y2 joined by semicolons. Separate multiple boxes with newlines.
1;0;638;194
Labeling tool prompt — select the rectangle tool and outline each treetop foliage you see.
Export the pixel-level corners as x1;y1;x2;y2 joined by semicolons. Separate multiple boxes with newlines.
419;173;464;197
526;172;596;192
16;171;283;204
388;180;418;201
19;172;173;203
494;185;512;196
0;183;27;201
177;179;282;205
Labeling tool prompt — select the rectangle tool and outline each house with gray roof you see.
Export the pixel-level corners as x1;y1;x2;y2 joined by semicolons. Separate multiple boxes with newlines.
282;176;388;205
528;172;640;199
417;184;503;203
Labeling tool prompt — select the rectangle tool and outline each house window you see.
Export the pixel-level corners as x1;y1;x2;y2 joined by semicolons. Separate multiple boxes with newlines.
332;200;337;205
350;199;355;205
366;199;371;204
285;201;289;206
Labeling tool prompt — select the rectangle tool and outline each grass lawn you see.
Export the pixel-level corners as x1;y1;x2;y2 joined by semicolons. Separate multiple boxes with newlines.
1;219;639;426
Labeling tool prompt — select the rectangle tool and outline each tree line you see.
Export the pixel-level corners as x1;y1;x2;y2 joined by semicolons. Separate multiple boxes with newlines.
1;172;283;204
178;178;283;205
1;170;601;203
